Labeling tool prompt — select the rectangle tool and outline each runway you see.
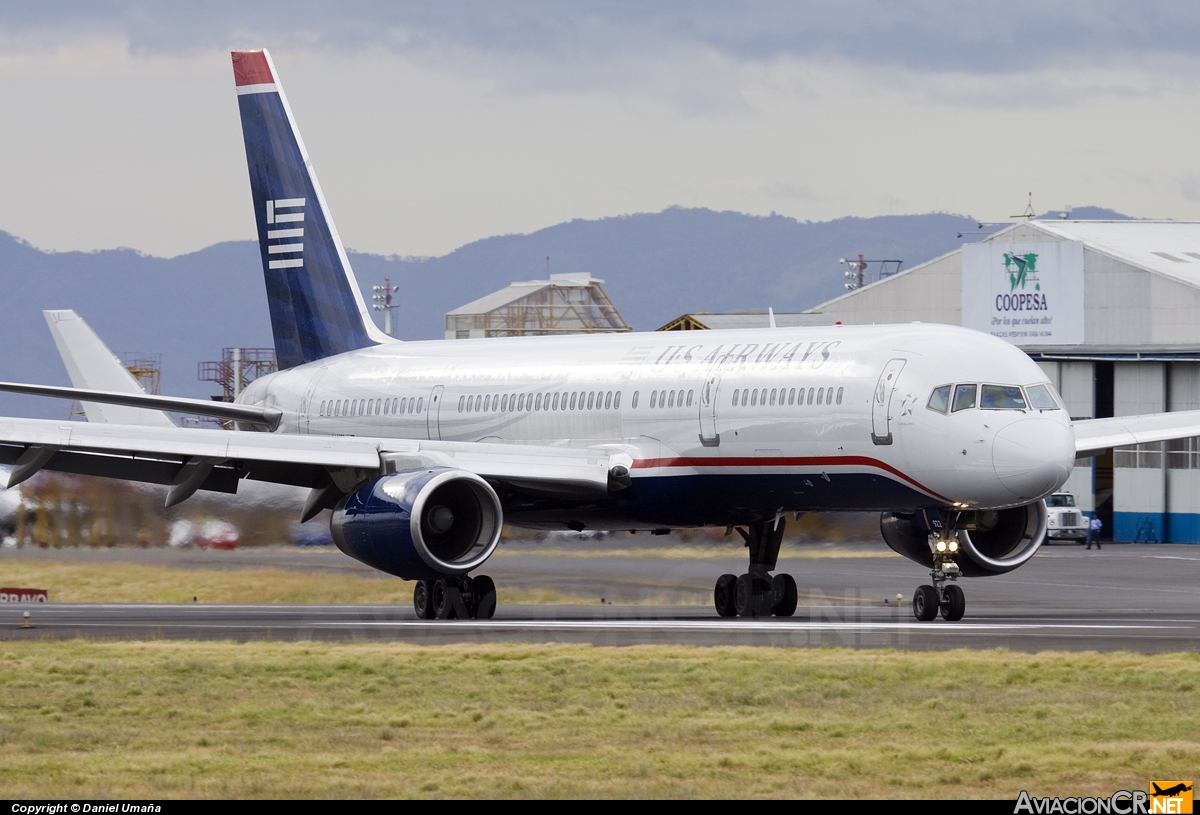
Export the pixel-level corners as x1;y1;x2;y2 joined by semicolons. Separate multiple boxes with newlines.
3;540;1199;651
6;602;1200;651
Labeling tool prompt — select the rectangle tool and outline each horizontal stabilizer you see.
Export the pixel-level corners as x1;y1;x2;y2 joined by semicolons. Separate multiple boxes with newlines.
0;381;282;431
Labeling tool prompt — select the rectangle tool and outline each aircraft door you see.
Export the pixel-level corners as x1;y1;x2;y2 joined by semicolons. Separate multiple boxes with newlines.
698;372;722;447
871;358;907;445
427;385;444;440
299;368;328;434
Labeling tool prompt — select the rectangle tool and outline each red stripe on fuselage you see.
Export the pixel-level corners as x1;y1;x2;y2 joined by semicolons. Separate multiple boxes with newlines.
631;455;950;503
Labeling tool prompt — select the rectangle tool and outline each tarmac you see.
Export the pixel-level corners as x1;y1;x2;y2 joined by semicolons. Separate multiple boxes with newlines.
2;538;1198;652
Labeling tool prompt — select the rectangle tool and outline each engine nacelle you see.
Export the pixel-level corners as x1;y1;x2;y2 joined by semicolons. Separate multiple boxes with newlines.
880;501;1048;577
330;468;503;581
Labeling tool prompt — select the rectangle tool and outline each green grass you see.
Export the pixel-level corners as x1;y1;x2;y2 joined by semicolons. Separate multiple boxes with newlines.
0;640;1195;798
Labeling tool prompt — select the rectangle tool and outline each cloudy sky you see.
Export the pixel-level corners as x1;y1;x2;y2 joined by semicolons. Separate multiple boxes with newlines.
4;2;1200;258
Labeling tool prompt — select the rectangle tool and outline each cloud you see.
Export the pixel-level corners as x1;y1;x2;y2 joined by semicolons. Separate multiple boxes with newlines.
7;2;1200;78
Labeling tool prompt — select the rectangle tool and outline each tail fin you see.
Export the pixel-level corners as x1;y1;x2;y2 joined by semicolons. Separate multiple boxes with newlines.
43;310;176;427
232;49;389;370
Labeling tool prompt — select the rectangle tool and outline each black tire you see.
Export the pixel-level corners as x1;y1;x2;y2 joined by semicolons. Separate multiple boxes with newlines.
734;574;754;617
413;580;435;619
471;575;497;620
772;573;798;617
913;585;939;622
940;584;965;622
714;573;738;617
433;579;457;620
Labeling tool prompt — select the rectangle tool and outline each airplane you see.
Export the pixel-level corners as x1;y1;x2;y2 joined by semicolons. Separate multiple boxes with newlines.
4;48;1200;622
1152;783;1193;798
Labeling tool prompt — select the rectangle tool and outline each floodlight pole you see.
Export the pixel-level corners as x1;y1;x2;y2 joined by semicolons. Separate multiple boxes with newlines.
372;276;400;337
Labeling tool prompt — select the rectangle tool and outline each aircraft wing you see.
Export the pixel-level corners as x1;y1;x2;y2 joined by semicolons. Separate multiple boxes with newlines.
1073;410;1200;457
0;416;621;513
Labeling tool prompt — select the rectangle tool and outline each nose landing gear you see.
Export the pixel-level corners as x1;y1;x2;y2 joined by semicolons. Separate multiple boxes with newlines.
413;574;497;620
913;533;965;622
714;517;798;618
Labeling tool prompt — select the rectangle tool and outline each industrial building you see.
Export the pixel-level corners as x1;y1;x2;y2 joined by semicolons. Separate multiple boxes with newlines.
445;273;630;339
801;219;1200;543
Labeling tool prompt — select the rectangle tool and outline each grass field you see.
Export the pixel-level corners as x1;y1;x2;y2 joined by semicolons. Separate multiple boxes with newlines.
0;640;1195;798
0;560;598;605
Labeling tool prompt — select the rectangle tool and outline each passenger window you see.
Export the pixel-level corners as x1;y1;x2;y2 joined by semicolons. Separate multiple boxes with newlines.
686;390;693;407
570;392;578;410
952;384;977;412
732;389;740;406
981;385;1026;410
927;385;951;414
614;392;621;409
789;388;795;406
650;391;657;408
741;390;748;407
817;387;824;404
751;390;758;407
1025;383;1060;410
807;388;814;405
668;391;676;408
588;392;596;410
770;388;777;406
605;392;613;409
535;394;543;411
631;391;639;408
417;398;423;413
392;398;398;414
517;394;526;411
836;387;843;405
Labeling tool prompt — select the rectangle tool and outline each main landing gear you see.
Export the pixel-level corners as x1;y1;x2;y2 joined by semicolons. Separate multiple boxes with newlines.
713;518;798;618
912;533;965;622
413;575;497;620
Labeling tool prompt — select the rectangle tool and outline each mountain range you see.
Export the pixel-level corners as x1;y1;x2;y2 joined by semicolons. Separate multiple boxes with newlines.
0;205;1130;419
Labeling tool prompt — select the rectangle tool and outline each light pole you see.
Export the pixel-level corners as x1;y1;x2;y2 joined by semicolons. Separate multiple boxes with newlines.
372;277;400;337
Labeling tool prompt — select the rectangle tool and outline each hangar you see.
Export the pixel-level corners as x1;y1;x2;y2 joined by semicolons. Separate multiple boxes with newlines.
805;218;1200;543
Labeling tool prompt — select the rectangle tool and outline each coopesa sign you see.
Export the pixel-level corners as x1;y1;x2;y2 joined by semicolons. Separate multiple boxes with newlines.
962;240;1084;346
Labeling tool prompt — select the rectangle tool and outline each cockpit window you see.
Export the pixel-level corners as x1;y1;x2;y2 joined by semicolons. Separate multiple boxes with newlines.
980;384;1026;410
927;385;951;414
951;384;977;412
1025;383;1060;410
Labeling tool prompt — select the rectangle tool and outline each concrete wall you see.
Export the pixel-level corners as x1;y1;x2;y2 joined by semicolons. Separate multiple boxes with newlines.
815;251;962;326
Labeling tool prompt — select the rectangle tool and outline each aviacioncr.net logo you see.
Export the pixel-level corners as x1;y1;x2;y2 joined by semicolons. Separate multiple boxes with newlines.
1003;252;1040;293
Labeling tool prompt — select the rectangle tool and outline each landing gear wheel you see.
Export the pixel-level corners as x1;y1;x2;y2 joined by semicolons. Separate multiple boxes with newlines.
471;575;497;620
772;573;798;617
734;574;754;617
432;579;457;620
940;584;965;622
913;584;939;622
714;573;738;617
413;580;435;619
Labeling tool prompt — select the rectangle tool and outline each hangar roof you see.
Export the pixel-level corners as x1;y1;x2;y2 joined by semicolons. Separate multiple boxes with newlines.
1031;220;1200;288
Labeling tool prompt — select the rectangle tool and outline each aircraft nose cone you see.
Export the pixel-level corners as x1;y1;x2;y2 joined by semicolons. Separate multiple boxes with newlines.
992;417;1074;500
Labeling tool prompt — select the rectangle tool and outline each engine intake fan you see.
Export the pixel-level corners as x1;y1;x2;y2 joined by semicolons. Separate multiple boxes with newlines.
331;468;502;580
880;501;1048;577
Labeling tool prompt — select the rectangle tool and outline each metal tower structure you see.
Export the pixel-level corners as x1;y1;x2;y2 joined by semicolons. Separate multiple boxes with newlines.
445;273;631;339
373;276;400;337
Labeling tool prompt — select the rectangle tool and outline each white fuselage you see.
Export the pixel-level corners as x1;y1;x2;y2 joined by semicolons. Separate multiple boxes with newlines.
240;323;1076;528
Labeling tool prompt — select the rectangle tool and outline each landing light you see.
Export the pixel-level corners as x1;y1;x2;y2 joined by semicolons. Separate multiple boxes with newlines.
935;540;947;553
948;540;959;553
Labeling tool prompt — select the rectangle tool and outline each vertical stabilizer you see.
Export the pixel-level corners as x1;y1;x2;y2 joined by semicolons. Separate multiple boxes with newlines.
232;49;389;370
43;310;176;427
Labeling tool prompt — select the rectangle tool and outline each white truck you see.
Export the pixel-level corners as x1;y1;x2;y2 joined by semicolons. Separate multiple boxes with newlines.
1045;493;1089;543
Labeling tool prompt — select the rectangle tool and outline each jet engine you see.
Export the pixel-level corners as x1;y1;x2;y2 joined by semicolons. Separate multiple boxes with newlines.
879;501;1048;577
330;468;503;581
